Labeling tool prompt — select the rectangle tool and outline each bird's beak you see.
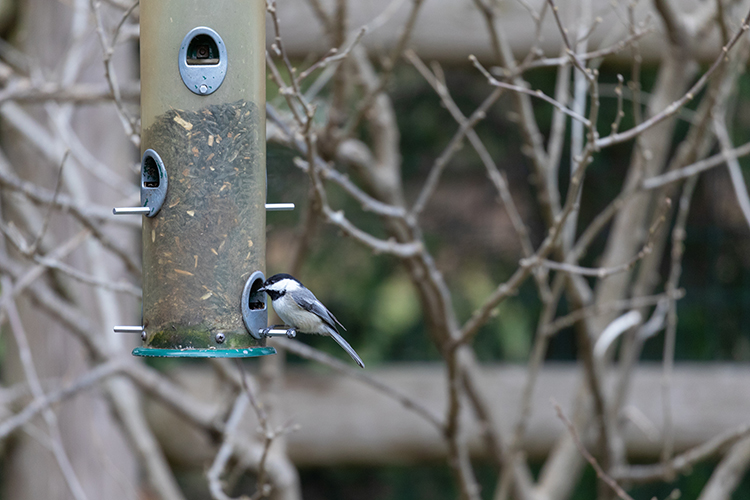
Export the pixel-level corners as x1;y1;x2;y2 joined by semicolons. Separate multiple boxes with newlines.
257;286;266;293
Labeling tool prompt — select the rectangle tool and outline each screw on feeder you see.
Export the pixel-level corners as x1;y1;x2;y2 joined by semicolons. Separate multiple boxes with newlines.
215;332;226;343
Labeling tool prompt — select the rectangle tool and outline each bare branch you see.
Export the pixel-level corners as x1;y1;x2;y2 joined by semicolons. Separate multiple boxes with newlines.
340;0;426;138
267;106;408;219
410;85;503;216
405;51;549;300
89;0;140;144
503;26;653;74
596;6;750;149
207;393;251;500
0;81;139;106
614;422;750;483
295;27;367;84
0;277;90;500
0;359;124;439
642;140;750;190
470;55;591;127
661;175;698;463
523;197;671;278
713;105;750;230
27;150;69;255
273;338;443;430
541;291;684;338
554;401;635;500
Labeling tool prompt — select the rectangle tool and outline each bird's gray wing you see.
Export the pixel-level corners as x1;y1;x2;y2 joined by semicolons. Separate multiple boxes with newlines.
292;288;346;331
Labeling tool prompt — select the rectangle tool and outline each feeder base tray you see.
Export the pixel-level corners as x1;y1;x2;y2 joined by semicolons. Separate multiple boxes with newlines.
132;346;276;358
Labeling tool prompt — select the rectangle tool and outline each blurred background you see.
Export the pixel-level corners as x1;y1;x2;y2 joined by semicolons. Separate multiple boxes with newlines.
1;0;750;499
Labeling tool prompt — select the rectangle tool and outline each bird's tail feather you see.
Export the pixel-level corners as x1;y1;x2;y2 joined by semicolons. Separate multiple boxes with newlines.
329;330;365;368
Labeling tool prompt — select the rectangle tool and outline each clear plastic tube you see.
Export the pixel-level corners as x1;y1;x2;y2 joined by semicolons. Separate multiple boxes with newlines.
139;0;268;352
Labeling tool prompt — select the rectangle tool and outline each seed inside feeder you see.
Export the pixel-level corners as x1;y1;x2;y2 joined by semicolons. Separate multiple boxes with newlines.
142;100;265;349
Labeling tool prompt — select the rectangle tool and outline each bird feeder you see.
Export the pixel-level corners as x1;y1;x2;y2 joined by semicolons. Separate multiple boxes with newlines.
114;0;287;357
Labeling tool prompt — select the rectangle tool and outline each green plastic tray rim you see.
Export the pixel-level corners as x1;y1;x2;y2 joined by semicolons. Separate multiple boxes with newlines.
132;346;277;358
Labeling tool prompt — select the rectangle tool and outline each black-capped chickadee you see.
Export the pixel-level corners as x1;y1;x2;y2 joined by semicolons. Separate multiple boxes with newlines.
258;273;365;368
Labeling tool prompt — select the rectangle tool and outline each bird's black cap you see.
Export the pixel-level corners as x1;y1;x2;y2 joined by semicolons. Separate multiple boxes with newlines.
263;273;299;287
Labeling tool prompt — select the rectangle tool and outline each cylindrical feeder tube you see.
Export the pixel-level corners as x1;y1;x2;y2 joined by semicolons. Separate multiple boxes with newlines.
136;0;272;356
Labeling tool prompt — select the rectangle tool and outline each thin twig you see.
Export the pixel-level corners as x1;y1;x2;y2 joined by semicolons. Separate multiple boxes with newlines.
0;277;90;500
0;149;136;225
542;290;684;337
268;107;406;219
502;26;652;75
642;140;750;190
713;105;750;230
27;150;69;255
444;352;482;500
274;338;443;429
470;55;591;127
89;0;139;144
0;229;91;326
235;362;274;499
596;5;750;149
611;74;626;135
0;222;140;297
613;422;750;483
545;0;596;84
523;198;671;278
410;86;504;216
0;359;124;439
340;0;425;138
0;80;139;106
661;175;697;464
295;27;366;84
553;401;636;500
207;393;251;500
405;51;550;301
